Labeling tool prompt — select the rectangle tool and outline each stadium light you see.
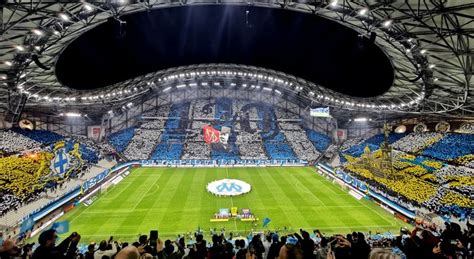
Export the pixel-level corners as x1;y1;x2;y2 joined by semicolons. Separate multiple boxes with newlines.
354;117;368;122
15;45;25;51
59;13;70;21
383;20;392;27
4;61;12;66
65;112;81;117
329;0;338;7
358;8;368;16
83;3;94;12
429;64;436;69
32;29;44;36
420;49;427;54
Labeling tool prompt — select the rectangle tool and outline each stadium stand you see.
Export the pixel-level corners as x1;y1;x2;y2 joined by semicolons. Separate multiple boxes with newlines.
105;100;333;162
304;129;332;152
150;103;189;160
341;131;474;220
12;128;64;144
210;98;240;160
0;130;40;154
0;129;111;227
281;123;321;162
422;133;474;161
392;132;444;154
107;127;136;153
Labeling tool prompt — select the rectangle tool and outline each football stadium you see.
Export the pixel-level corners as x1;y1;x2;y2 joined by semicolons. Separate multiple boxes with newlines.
0;1;473;258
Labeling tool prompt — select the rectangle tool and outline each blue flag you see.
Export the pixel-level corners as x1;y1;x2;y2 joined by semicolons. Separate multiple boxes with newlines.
20;217;35;233
262;217;271;228
51;221;69;234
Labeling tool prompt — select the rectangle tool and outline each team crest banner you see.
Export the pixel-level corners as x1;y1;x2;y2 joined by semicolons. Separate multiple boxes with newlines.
51;148;70;176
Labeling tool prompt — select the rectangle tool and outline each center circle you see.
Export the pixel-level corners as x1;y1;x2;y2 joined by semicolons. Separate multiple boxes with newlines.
207;179;251;196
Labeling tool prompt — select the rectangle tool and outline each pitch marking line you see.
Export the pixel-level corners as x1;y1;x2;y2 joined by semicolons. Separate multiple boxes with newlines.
225;167;238;231
143;183;160;198
130;175;161;212
326;178;397;227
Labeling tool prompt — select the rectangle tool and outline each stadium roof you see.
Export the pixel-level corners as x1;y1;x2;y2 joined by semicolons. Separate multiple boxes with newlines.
0;0;472;119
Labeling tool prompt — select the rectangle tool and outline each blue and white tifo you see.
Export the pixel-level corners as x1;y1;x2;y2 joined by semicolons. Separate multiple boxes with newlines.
207;179;251;196
51;148;70;176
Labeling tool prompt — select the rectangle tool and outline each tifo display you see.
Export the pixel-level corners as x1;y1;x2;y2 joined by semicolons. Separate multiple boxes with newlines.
206;179;252;197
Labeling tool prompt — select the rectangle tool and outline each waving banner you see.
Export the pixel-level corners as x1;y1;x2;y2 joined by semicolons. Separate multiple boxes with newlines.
203;125;220;144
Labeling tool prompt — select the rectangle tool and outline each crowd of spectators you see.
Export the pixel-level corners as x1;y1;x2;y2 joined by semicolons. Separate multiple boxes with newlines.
2;224;473;259
304;130;331;153
340;138;363;152
391;132;444;154
106;101;334;162
422;133;474;162
12;128;64;144
123;127;163;160
0;128;107;226
108;128;136;153
0;130;40;154
341;131;474;219
235;130;266;160
281;124;321;162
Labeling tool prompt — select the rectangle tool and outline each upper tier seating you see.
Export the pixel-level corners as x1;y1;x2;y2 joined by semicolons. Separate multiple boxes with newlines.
305;129;331;152
12;128;64;144
107;127;136;153
391;132;444;153
281;123;320;162
150;103;189;160
0;130;40;153
422;133;474;161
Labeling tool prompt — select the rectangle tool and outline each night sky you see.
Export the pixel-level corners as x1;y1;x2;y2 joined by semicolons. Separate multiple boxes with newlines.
56;5;394;97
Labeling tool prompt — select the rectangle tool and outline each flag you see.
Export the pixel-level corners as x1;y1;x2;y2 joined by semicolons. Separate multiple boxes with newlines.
51;221;69;234
203;125;220;144
262;217;271;228
20;217;35;233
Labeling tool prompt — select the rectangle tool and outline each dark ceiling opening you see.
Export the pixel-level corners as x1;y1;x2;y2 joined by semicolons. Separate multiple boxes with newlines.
55;5;394;97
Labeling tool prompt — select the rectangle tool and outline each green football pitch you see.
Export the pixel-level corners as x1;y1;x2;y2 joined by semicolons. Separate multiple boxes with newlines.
55;166;409;243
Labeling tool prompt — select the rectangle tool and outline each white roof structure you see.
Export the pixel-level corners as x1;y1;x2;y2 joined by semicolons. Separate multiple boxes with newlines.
0;0;472;119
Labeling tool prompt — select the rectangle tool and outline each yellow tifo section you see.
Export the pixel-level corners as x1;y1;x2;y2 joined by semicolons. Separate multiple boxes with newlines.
0;152;54;198
0;140;87;199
